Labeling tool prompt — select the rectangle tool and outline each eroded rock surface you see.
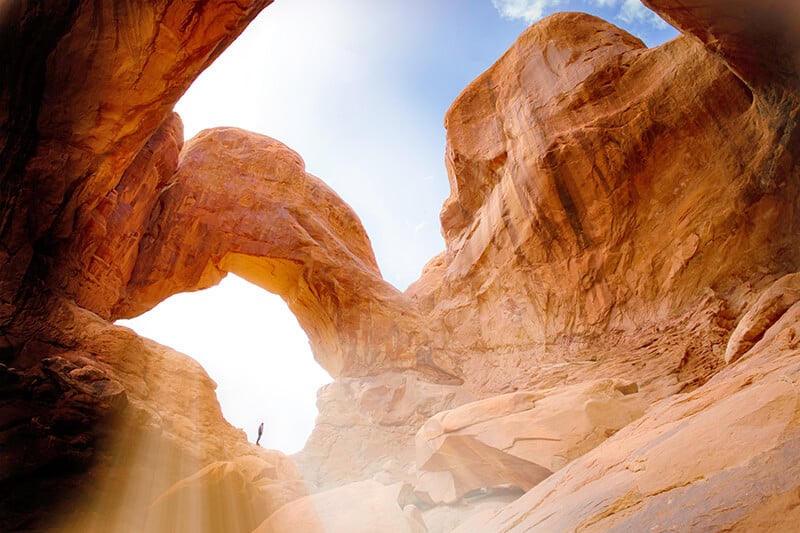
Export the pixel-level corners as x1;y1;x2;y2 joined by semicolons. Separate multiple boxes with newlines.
410;11;799;381
110;128;452;379
0;1;310;530
414;380;645;503
2;0;800;531
296;372;469;491
454;305;800;532
0;0;272;327
725;273;800;363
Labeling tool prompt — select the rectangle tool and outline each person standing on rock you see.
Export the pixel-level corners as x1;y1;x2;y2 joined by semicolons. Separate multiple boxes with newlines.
256;422;264;446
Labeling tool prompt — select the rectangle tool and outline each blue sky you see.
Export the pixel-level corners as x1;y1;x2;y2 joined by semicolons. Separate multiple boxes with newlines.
120;1;678;453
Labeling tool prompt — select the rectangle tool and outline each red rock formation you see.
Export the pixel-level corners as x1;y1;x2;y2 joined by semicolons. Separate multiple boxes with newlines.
414;380;645;503
409;10;800;396
0;0;272;329
456;297;800;531
107;128;452;379
644;0;800;93
0;1;308;530
2;0;800;530
443;1;800;529
1;299;305;531
49;112;185;318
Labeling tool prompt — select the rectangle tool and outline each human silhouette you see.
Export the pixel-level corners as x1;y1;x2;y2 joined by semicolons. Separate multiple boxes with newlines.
256;422;264;446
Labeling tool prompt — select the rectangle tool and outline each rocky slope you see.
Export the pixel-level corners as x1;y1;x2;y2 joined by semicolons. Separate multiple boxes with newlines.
1;0;799;531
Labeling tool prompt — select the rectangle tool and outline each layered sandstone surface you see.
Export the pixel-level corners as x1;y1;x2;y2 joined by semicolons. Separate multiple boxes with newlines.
2;0;800;531
410;9;798;383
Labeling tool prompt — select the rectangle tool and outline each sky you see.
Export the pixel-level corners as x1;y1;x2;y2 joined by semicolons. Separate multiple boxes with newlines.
117;0;678;454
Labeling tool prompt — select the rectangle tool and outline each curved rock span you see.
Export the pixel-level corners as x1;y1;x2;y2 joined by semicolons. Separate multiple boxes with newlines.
1;0;800;531
415;10;798;360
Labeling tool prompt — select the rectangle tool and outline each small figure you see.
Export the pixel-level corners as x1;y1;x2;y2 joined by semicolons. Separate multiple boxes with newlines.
256;422;264;446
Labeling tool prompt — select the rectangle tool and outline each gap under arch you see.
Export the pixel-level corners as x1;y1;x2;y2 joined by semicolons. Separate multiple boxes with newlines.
116;274;331;454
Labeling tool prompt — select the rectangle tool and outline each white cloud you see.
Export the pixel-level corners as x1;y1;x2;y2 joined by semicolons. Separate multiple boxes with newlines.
490;0;667;29
590;0;668;28
491;0;562;24
616;0;668;27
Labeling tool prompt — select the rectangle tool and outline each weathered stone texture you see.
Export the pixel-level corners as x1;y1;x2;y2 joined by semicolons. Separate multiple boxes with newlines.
2;0;800;531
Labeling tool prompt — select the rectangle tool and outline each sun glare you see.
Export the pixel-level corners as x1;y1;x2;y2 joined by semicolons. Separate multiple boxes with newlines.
116;274;331;455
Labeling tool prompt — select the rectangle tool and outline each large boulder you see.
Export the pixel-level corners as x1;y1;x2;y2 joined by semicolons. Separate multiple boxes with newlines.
296;372;470;490
414;380;646;503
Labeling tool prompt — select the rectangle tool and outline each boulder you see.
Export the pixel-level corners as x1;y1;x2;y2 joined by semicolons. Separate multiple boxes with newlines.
725;273;800;363
414;380;646;502
296;372;470;490
454;303;800;532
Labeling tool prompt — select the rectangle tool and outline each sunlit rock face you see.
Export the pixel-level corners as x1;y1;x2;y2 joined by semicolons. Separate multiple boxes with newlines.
447;2;800;530
455;303;800;532
108;128;451;379
303;3;800;530
2;0;800;531
411;11;800;376
0;1;308;531
414;380;646;504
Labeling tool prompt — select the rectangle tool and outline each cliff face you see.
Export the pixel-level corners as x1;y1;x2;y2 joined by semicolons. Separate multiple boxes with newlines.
412;11;798;376
2;0;800;531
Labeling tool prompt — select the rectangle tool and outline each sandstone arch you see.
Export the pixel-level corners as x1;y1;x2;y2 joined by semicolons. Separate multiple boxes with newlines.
106;126;449;379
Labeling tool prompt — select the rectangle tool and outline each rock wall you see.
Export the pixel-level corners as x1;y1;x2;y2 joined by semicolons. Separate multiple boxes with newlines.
410;11;799;369
0;0;271;325
107;128;451;379
1;297;305;531
0;1;302;530
1;0;800;531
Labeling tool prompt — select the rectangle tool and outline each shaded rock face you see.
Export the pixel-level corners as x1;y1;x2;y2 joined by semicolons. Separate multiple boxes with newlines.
0;0;272;326
2;0;800;532
1;302;304;532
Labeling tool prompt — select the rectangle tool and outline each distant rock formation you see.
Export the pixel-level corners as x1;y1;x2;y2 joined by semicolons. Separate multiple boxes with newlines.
1;0;799;531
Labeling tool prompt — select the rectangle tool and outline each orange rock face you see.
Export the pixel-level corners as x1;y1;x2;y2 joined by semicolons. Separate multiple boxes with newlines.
456;301;800;532
0;1;305;530
644;0;800;93
0;0;272;327
411;12;800;375
414;379;645;503
2;0;800;531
